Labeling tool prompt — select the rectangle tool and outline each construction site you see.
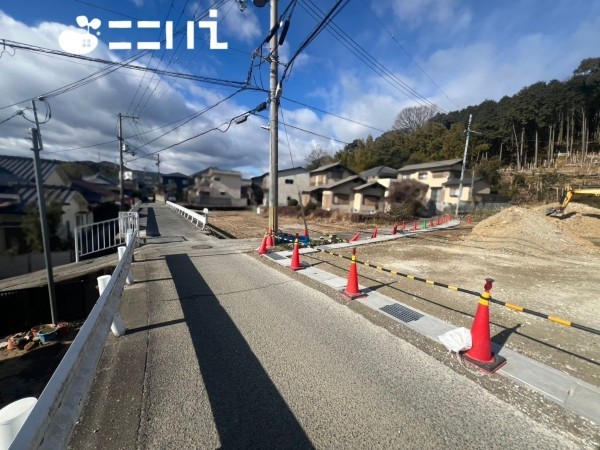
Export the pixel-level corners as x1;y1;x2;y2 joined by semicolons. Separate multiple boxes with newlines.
208;197;600;392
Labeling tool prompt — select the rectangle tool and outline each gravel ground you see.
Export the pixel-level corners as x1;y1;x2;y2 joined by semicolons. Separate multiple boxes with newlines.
209;207;600;388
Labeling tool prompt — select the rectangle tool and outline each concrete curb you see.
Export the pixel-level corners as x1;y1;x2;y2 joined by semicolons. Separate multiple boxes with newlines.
264;249;600;425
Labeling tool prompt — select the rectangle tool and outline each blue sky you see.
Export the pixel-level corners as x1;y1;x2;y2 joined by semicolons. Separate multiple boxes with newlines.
1;0;599;178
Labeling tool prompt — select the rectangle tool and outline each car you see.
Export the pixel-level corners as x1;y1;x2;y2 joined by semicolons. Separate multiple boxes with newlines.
167;196;176;202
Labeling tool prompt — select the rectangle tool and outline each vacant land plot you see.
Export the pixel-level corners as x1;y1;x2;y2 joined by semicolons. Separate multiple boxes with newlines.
209;205;600;387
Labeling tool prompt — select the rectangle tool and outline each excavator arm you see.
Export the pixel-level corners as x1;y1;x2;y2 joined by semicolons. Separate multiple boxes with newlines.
546;186;600;216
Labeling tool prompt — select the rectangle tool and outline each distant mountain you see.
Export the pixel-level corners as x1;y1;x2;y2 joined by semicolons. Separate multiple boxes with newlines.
60;160;126;180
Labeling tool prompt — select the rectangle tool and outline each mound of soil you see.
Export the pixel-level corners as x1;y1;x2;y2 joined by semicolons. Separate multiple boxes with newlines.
466;205;600;257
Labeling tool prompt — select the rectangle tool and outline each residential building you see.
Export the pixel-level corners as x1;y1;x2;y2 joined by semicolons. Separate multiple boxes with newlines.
187;168;245;208
260;167;310;206
396;159;490;213
0;155;91;252
161;172;192;197
302;162;356;206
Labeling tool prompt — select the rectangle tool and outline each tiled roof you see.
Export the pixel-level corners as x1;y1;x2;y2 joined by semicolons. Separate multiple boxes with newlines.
0;154;62;184
353;180;386;191
359;166;397;179
0;183;81;213
398;158;462;173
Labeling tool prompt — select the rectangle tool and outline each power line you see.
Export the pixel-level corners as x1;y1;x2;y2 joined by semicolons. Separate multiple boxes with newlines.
254;113;349;145
281;96;385;133
127;102;267;163
359;0;460;110
297;0;444;114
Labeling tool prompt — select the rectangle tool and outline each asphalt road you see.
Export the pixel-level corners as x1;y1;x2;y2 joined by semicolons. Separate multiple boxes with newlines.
68;203;578;449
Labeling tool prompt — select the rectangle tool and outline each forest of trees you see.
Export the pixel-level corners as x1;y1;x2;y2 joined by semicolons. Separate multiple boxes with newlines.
311;58;600;178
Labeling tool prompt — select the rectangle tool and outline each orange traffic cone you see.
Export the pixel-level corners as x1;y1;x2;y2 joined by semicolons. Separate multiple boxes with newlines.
429;219;434;228
462;278;507;374
401;221;406;231
349;232;361;242
413;221;417;231
466;215;472;224
371;227;378;238
266;229;274;247
289;233;304;270
303;227;309;238
257;233;268;254
342;248;364;299
392;224;398;235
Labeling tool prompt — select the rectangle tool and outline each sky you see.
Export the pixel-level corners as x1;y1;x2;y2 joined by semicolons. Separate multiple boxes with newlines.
0;0;599;179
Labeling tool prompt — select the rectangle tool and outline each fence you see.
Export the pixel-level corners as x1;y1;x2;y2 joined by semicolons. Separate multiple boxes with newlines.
10;230;138;450
0;251;73;280
166;201;208;230
0;278;97;336
74;212;139;262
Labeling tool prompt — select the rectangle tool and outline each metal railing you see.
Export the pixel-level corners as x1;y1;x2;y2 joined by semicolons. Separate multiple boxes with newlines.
74;212;139;262
166;201;208;230
10;230;138;450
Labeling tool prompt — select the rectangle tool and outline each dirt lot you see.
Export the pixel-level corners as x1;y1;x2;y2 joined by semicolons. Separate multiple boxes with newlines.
209;205;600;387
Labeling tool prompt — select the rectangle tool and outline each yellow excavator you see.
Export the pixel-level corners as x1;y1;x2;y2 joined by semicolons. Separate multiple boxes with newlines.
545;185;600;216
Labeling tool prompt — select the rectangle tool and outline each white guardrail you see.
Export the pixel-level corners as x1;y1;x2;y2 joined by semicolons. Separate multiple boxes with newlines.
74;212;139;262
166;201;208;230
9;230;138;450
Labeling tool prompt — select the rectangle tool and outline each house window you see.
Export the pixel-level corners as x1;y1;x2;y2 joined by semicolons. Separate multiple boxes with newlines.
363;195;379;207
182;180;188;185
213;176;221;181
333;193;349;205
418;172;428;180
402;174;410;180
449;188;460;197
285;179;294;184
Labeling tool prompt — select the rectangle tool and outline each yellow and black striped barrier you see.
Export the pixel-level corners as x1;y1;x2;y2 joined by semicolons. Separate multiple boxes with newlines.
312;248;600;336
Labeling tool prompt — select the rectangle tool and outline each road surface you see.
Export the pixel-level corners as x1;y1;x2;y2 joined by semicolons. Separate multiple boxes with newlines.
68;203;577;449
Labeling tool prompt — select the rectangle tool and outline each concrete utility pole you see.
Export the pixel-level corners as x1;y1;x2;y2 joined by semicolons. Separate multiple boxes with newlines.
117;113;138;211
30;99;58;325
268;0;279;234
456;113;473;216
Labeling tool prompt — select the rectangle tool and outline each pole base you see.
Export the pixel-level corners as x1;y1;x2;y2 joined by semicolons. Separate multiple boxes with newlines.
339;288;367;301
289;262;308;271
461;353;507;374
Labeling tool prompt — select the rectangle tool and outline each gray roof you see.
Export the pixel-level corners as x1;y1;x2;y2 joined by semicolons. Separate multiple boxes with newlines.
0;154;62;184
279;167;307;176
83;173;118;186
398;159;462;173
359;166;397;179
443;177;484;186
0;183;82;213
353;180;386;191
309;162;354;174
323;175;366;190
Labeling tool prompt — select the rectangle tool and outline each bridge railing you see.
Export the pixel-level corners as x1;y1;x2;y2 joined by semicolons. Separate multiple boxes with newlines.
166;201;208;230
9;230;138;450
74;212;139;262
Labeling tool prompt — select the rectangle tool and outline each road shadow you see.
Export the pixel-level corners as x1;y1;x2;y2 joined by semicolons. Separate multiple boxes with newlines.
165;254;314;449
145;207;161;236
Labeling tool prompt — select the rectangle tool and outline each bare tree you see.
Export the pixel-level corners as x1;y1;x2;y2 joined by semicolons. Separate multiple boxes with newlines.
392;105;437;133
305;146;335;170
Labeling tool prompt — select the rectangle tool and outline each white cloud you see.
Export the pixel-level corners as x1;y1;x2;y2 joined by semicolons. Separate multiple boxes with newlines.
220;6;261;43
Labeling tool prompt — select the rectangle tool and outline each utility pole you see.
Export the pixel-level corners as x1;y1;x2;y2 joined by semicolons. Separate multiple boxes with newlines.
30;99;58;325
268;0;279;234
456;113;472;216
117;113;138;211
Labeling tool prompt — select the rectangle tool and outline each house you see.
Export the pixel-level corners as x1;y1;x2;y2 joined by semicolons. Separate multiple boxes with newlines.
0;155;91;252
259;167;311;206
187;168;245;208
302;162;356;206
161;172;192;197
396;159;489;213
320;175;386;213
69;177;118;206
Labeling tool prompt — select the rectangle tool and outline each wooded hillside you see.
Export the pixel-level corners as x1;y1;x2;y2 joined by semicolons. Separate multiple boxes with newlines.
327;58;600;181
